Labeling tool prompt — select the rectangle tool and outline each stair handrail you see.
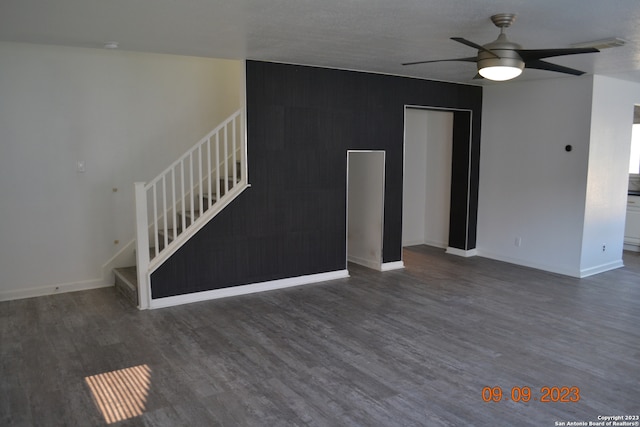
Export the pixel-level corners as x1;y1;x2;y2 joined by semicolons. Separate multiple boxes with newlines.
135;108;246;309
144;111;241;191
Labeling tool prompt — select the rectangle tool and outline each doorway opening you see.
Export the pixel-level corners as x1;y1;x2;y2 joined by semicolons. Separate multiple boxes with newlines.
346;150;386;271
402;107;454;249
624;105;640;252
629;105;640;175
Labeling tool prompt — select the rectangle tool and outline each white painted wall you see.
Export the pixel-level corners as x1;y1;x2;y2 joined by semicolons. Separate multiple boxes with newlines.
580;76;640;275
347;151;385;270
424;111;453;248
0;42;243;300
403;109;427;245
479;75;640;277
477;77;593;276
403;108;453;247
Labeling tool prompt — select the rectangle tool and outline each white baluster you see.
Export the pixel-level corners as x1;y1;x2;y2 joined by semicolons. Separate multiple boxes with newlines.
207;138;212;211
224;123;229;194
198;144;203;214
152;183;158;257
162;175;168;250
171;168;177;239
232;116;237;187
215;133;220;201
180;160;186;231
189;152;194;222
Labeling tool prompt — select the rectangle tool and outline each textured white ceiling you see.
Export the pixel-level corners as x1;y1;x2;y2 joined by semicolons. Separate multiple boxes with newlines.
1;0;640;85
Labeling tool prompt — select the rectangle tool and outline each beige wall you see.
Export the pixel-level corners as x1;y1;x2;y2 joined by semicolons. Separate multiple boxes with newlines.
0;42;243;299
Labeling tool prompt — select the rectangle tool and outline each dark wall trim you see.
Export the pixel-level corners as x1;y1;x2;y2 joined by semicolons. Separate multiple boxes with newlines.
450;110;473;249
151;61;482;299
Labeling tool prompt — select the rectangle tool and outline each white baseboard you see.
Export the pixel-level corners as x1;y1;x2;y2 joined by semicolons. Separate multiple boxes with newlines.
579;260;625;278
403;240;447;249
402;239;425;247
475;248;580;277
347;255;381;271
423;239;447;249
0;278;112;302
347;256;403;272
149;269;350;309
623;243;640;252
446;247;478;257
380;261;404;271
476;248;625;278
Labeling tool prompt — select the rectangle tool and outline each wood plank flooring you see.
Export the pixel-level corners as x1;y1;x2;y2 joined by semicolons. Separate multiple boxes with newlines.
2;246;639;426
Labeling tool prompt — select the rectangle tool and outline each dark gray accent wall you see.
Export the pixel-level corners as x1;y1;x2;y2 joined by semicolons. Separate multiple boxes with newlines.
151;61;482;299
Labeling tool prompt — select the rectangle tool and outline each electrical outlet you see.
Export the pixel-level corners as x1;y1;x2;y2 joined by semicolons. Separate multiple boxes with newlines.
515;237;522;247
602;244;606;252
76;160;86;173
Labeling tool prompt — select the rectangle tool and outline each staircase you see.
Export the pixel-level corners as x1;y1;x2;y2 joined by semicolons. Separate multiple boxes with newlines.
114;109;248;309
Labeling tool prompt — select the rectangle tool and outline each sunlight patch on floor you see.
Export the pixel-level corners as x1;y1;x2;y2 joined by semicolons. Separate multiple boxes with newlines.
85;364;151;424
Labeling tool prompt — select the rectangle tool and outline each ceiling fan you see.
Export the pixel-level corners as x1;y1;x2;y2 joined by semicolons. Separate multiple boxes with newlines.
403;13;599;81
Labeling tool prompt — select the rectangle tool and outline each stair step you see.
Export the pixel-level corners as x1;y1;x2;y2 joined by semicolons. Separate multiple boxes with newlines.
201;194;218;209
217;178;238;196
221;162;241;181
157;229;176;251
113;266;138;306
178;209;202;228
158;229;176;240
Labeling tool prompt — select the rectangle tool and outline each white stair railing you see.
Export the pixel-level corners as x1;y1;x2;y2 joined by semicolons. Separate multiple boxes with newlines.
134;109;247;309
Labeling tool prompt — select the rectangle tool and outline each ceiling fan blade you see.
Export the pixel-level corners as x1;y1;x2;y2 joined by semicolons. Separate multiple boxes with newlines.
451;37;499;58
524;59;586;76
516;47;598;61
402;57;477;66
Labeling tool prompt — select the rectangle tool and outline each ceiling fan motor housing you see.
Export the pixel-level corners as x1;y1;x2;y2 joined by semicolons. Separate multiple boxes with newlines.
477;33;525;74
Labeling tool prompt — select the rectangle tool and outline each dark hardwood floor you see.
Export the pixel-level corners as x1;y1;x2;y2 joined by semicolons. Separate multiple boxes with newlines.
2;246;639;426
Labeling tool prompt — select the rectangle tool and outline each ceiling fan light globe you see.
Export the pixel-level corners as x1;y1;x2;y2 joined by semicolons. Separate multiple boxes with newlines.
479;65;523;81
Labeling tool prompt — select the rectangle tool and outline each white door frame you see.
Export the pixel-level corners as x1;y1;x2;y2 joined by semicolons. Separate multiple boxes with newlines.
346;150;386;271
402;105;474;259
